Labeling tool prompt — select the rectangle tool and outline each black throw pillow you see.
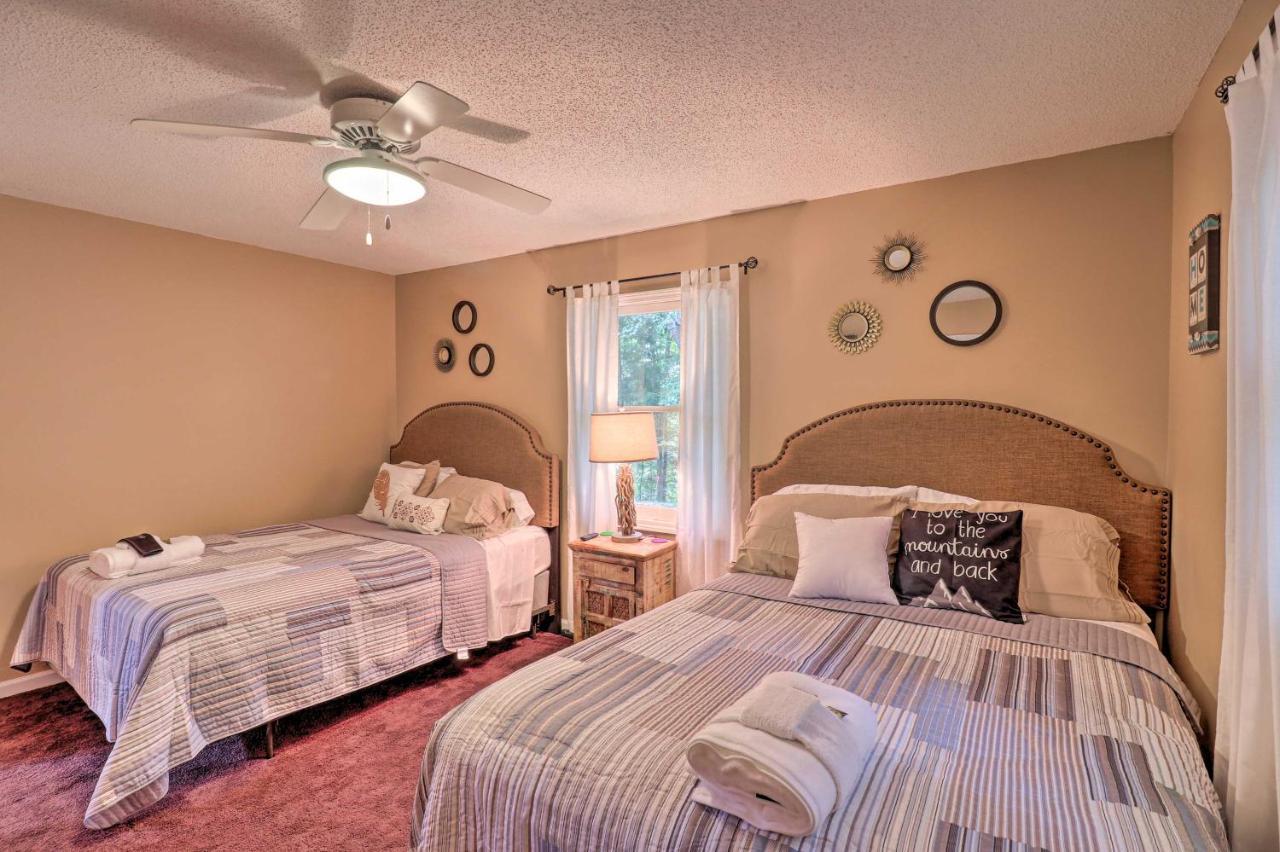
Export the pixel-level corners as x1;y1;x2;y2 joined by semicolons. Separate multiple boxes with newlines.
893;507;1025;624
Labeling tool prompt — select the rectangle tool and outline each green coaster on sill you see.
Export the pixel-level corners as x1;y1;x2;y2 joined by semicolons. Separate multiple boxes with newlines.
599;531;614;537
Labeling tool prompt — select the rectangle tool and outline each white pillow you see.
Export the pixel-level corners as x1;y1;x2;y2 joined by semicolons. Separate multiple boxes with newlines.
776;484;917;499
789;512;899;605
359;463;427;524
435;466;457;489
387;495;450;535
508;489;536;526
915;487;978;505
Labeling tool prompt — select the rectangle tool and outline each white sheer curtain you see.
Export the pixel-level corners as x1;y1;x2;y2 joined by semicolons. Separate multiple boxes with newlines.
566;282;619;544
677;265;742;594
1218;16;1280;851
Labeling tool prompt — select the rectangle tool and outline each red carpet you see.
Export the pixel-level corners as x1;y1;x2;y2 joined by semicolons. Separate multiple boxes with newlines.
0;632;570;851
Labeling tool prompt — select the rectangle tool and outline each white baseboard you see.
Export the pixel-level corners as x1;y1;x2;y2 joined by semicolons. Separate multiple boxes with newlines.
0;669;64;699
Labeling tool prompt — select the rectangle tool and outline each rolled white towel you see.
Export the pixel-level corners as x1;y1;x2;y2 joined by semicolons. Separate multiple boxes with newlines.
686;671;877;836
87;536;205;579
88;544;137;579
167;535;205;564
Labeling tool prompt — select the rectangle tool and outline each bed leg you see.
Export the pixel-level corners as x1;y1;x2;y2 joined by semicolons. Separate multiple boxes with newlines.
262;719;276;759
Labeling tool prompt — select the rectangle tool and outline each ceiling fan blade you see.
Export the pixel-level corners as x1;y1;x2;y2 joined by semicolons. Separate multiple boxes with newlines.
131;118;336;146
299;187;354;230
415;158;550;214
376;82;469;145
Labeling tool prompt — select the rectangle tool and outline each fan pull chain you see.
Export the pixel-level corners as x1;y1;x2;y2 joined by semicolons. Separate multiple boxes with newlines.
365;206;373;246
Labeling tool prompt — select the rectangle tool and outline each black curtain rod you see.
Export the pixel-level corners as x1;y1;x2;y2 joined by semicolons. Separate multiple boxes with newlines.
1218;17;1277;104
546;256;758;296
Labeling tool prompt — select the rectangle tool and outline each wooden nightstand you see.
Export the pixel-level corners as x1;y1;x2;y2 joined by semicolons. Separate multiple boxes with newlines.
570;536;677;641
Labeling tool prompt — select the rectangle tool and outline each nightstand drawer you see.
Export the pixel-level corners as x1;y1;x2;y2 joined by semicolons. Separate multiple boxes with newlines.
576;555;635;586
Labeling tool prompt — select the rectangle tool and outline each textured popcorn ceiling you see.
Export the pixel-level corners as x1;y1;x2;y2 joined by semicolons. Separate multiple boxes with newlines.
0;0;1240;275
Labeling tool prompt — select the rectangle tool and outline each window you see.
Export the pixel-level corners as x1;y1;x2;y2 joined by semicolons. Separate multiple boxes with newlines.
617;288;680;532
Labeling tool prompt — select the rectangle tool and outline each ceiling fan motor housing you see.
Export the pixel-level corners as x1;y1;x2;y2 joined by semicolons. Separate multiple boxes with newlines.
330;97;420;154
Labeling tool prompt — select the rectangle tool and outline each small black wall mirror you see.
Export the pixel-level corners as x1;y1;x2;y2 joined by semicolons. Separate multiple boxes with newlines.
469;343;495;377
452;301;477;334
930;281;1003;346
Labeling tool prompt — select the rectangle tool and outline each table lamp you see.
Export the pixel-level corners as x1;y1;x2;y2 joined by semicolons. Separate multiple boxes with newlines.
589;411;658;543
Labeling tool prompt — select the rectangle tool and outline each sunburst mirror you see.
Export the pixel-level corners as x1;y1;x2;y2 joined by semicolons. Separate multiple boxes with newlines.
828;301;883;354
434;338;456;372
872;232;926;283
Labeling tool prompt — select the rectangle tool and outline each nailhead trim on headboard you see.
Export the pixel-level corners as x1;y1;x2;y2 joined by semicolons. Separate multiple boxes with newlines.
750;399;1171;609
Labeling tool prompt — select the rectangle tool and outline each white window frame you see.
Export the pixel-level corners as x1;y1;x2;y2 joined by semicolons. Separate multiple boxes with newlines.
618;287;680;534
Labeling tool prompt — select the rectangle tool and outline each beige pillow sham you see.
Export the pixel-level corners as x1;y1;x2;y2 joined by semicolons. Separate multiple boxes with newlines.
429;474;514;539
397;460;443;497
732;492;911;579
911;500;1148;624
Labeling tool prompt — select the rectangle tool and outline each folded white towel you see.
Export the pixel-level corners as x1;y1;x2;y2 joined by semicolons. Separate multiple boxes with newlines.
686;671;877;836
87;536;205;579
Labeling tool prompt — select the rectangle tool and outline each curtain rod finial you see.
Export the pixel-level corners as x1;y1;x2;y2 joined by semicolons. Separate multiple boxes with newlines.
1217;75;1236;104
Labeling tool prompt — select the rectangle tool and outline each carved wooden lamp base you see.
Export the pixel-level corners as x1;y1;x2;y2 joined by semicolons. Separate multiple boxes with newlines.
613;463;643;543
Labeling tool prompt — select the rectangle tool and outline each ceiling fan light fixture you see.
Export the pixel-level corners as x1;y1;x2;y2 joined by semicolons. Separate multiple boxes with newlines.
323;156;425;207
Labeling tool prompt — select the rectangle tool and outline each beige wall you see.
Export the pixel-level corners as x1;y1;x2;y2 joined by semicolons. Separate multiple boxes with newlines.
397;138;1175;623
0;195;396;681
1164;0;1276;742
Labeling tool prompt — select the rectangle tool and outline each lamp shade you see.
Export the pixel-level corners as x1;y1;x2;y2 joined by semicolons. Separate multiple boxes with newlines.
589;412;658;463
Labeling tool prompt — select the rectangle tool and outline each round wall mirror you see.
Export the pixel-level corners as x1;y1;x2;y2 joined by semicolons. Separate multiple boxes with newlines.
434;338;455;372
468;342;495;377
452;300;477;334
839;312;870;341
828;300;882;355
930;281;1003;346
884;245;914;272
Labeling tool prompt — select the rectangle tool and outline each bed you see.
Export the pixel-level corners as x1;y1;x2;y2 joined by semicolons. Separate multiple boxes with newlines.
10;401;561;829
409;400;1227;851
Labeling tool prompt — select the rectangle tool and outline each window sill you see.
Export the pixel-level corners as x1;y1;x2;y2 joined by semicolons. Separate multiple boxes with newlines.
636;506;677;535
637;520;678;535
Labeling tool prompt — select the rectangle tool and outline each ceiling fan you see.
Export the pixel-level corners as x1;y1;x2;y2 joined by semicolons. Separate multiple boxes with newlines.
132;81;551;232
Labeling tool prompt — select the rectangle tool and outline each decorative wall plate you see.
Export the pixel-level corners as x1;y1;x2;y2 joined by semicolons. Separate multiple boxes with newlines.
828;301;882;354
871;233;926;283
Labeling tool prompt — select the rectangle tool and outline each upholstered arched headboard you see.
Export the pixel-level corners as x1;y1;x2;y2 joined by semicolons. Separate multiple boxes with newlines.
751;400;1171;610
390;402;561;529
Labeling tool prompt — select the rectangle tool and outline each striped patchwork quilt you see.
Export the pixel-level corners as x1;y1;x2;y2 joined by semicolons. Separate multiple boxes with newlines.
411;573;1226;851
11;517;488;829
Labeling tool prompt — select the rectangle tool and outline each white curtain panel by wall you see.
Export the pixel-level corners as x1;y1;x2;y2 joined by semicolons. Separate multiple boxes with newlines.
677;265;743;593
1219;15;1280;851
566;282;620;545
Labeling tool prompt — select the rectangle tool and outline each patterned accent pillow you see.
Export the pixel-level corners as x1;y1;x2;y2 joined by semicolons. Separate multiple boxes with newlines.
359;463;427;525
387;495;451;535
894;507;1025;623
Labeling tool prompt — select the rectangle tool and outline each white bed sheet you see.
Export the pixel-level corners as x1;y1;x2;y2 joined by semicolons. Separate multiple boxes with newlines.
478;525;551;641
1075;617;1158;647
